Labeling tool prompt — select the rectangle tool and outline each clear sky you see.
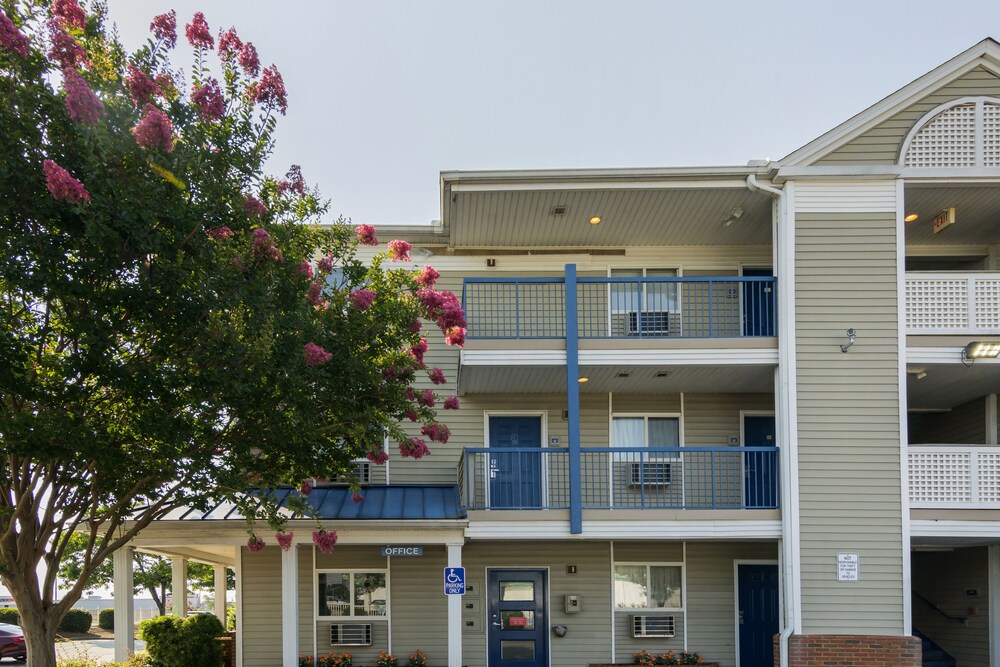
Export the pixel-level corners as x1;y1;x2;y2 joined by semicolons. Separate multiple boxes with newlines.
106;0;1000;226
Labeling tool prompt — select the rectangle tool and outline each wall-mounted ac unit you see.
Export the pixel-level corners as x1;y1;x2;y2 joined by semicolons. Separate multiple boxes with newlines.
631;615;675;638
628;311;670;336
630;462;672;486
330;623;373;646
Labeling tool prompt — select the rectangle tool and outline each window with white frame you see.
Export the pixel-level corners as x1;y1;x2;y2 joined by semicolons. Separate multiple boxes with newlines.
317;571;387;618
612;416;680;449
610;268;678;324
613;564;683;610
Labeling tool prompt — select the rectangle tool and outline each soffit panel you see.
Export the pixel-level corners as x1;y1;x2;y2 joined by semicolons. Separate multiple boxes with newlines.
907;362;1000;409
904;185;1000;245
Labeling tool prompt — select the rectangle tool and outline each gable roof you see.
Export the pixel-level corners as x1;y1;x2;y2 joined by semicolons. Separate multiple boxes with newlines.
779;38;1000;167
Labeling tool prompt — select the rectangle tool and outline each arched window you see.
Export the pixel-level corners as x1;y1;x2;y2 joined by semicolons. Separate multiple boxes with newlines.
900;96;1000;167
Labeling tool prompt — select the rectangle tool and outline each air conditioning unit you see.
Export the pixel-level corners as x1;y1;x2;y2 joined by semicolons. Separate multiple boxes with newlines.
330;623;373;646
631;615;675;638
320;462;371;486
628;311;670;336
630;462;672;486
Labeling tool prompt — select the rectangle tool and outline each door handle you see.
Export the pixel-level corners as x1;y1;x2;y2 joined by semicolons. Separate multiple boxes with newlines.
492;621;502;627
738;610;744;624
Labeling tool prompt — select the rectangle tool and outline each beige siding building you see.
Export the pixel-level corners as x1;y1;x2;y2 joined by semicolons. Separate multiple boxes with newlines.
120;39;1000;667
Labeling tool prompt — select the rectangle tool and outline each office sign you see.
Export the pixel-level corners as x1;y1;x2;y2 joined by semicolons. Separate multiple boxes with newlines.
380;546;423;557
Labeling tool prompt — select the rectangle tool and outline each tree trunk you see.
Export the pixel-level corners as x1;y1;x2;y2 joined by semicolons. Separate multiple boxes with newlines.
17;603;60;667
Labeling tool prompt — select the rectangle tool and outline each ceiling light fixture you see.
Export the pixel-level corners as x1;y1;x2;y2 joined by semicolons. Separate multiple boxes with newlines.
722;207;745;227
578;377;589;383
906;367;928;380
588;216;602;225
904;213;919;222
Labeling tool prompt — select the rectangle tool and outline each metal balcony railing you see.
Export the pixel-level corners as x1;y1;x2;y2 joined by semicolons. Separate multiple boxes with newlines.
462;276;777;340
905;272;1000;334
909;445;1000;508
459;446;779;511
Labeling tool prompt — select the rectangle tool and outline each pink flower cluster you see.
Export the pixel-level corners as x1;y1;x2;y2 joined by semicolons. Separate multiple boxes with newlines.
244;195;267;218
312;529;338;554
387;239;412;262
300;479;314;495
43;159;90;204
417;389;435;408
277;165;305;196
206;226;234;241
421;422;450;444
249;65;287;115
356;224;378;246
150;10;177;48
402;410;418;422
417;289;467;347
317;254;335;273
192;77;225;121
0;10;29;57
428;367;446;385
185;12;213;49
399;437;430;460
238;42;260;77
306;281;325;308
352;492;364;503
408;338;428;366
126;64;159;105
415;265;439;289
275;531;294;551
154;72;175;96
63;69;104;124
251;228;282;261
132;104;173;153
51;0;86;29
304;341;332;367
48;21;87;69
367;449;389;465
298;261;314;278
443;395;460;410
247;535;265;553
350;289;377;310
217;27;241;61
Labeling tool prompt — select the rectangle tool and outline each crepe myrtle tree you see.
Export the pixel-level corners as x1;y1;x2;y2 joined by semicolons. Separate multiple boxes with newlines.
0;3;464;665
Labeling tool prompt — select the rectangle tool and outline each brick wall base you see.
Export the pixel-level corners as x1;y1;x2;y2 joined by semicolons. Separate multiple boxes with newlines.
772;634;921;667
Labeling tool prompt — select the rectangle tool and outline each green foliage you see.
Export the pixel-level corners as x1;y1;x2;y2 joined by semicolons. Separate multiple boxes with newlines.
299;653;352;667
0;607;18;625
98;607;115;631
407;650;427;667
60;608;94;633
139;613;224;667
56;655;101;667
225;604;236;631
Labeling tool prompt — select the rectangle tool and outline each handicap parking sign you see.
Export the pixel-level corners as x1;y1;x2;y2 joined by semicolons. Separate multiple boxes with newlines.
443;567;466;595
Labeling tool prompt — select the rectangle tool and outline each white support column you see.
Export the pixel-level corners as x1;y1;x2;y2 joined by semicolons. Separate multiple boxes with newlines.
171;557;188;616
234;546;244;667
991;545;1000;667
214;565;228;624
113;547;135;662
281;545;299;667
447;542;463;667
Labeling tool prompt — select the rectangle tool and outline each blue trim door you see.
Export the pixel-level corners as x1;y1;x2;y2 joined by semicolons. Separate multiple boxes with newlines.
743;415;777;509
489;416;543;509
488;569;548;667
737;564;779;667
742;268;775;337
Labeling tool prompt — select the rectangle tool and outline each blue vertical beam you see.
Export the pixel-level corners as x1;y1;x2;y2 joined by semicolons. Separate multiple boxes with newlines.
565;264;583;534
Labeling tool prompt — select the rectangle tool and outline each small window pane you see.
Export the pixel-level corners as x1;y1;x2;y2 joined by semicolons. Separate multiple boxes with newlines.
648;418;679;447
319;573;351;616
501;640;535;661
613;565;647;608
612;418;645;448
501;610;535;630
354;573;386;616
500;581;534;601
649;566;682;608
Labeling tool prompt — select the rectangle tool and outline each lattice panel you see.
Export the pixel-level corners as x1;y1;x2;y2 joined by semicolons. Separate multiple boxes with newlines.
904;103;976;167
984;103;1000;166
975;279;1000;329
906;279;968;329
909;452;971;504
976;452;1000;503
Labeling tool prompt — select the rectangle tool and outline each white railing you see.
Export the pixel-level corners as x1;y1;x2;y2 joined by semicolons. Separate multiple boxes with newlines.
905;272;1000;334
909;445;1000;508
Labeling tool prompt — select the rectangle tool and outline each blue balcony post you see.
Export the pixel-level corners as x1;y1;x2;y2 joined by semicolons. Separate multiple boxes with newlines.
565;264;583;534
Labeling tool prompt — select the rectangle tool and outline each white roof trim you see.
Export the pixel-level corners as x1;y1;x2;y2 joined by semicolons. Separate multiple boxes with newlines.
779;39;1000;168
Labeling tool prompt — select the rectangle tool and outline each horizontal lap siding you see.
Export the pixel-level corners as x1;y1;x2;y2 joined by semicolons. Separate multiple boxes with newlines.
794;211;904;634
909;397;987;444
242;547;282;667
389;548;449;663
817;67;1000;164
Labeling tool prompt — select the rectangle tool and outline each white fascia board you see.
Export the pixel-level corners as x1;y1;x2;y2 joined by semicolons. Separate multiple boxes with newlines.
776;165;902;180
464;520;781;540
440;165;761;185
906;347;1000;364
450;179;753;193
911;519;1000;539
461;349;567;366
779;40;1000;167
579;348;779;366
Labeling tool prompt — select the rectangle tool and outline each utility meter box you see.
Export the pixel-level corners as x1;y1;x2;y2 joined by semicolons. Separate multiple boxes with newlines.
565;594;581;613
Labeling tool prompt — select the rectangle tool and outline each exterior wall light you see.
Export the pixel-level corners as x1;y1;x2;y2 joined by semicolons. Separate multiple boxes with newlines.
963;341;1000;361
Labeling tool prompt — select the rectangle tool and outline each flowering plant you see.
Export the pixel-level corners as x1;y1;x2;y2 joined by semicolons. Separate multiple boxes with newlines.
319;653;353;667
634;650;703;666
407;650;428;667
374;651;398;667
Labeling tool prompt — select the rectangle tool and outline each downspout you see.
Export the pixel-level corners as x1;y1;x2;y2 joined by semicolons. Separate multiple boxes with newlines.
747;174;800;667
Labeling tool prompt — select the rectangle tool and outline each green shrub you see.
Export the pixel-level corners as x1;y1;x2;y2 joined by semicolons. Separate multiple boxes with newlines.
98;608;115;631
225;604;236;631
0;607;18;625
60;608;94;633
139;613;224;667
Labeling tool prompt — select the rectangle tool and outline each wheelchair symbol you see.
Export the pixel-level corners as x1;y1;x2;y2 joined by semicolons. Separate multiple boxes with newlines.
447;569;461;583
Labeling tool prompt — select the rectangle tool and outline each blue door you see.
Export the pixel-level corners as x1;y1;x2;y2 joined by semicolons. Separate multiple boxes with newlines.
489;416;542;509
488;569;548;667
743;415;777;509
742;268;775;337
737;564;779;667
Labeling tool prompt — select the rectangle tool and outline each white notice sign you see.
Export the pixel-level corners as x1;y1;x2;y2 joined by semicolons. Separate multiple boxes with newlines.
837;553;860;582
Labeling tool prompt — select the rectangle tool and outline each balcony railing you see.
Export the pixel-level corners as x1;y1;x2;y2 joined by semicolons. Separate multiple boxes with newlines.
909;445;1000;508
905;272;1000;334
459;446;779;511
462;276;777;339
